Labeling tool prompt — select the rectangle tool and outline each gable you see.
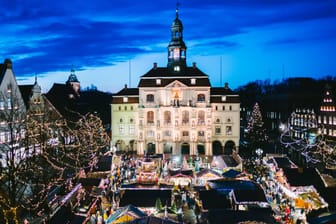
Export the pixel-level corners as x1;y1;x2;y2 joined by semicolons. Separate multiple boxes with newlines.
165;80;188;88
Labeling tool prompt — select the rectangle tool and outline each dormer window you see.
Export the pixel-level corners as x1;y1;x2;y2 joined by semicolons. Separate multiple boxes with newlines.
146;94;154;103
197;94;205;102
191;78;196;85
174;66;180;72
7;84;12;93
156;79;161;85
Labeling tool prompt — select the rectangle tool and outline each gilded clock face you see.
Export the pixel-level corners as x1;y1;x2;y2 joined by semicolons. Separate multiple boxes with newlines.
173;48;180;58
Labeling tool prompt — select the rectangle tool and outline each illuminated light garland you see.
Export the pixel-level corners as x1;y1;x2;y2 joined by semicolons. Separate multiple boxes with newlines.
280;111;335;165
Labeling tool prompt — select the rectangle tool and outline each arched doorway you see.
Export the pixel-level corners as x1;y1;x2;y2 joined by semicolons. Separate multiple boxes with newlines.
147;143;156;155
224;140;235;155
163;142;173;154
197;144;205;155
181;142;190;155
115;139;126;151
212;141;223;155
129;140;137;153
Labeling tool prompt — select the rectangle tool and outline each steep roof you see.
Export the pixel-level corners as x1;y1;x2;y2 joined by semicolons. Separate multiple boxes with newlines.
138;66;211;88
0;59;12;84
113;86;139;96
18;84;34;108
45;83;79;120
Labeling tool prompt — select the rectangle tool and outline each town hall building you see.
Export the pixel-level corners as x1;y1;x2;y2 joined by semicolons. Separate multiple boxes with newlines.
111;8;240;156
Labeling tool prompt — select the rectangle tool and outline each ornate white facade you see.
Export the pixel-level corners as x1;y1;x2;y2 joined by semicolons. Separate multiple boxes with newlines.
111;9;240;156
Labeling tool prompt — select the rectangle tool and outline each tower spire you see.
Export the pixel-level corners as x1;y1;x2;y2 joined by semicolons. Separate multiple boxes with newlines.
167;3;187;72
176;1;180;18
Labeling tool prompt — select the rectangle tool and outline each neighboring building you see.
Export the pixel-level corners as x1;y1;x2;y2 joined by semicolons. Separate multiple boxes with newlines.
46;68;112;127
19;76;62;120
46;68;82;121
0;59;26;166
288;108;318;141
111;8;240;156
317;86;336;140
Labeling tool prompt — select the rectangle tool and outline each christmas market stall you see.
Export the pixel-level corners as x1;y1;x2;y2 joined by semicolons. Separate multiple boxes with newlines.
195;168;222;186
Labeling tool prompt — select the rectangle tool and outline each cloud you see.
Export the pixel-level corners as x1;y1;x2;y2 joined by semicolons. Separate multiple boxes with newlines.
1;0;336;88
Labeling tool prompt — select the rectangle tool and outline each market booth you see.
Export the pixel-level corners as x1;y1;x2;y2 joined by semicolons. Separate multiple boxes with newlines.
195;169;222;186
136;158;158;184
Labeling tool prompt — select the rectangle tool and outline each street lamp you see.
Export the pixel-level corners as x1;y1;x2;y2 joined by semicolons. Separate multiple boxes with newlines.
255;148;263;159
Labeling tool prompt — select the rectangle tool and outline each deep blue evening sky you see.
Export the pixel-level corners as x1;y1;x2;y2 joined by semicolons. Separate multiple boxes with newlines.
1;0;336;92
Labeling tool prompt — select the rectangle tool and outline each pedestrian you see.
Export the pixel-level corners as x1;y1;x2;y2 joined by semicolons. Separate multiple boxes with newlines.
90;213;97;224
97;212;103;224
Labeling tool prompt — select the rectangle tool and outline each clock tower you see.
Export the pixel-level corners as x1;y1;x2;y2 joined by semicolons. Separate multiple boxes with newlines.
167;6;187;72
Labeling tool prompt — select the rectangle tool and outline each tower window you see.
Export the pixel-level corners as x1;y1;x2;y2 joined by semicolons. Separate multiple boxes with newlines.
173;48;179;58
174;66;180;71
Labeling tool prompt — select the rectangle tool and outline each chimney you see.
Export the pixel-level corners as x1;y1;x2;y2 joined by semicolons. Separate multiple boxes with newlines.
4;58;12;69
192;62;196;68
124;84;127;89
224;82;229;89
153;62;157;69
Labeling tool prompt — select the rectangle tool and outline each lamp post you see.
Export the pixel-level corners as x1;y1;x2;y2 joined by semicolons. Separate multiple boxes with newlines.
255;148;263;164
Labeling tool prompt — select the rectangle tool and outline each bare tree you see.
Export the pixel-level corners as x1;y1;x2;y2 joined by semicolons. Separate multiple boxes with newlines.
0;87;28;224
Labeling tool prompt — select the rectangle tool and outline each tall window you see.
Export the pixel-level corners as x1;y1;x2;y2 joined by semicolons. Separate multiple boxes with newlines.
198;111;205;125
215;127;221;135
164;111;171;124
147;111;154;124
182;110;189;124
0;100;4;110
197;94;205;102
119;124;125;134
0;132;5;143
226;126;232;135
7;98;11;109
147;130;154;137
146;94;154;103
129;125;135;135
164;130;171;137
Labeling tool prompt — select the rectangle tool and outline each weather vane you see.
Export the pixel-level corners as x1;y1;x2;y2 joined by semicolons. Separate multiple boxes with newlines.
176;0;180;15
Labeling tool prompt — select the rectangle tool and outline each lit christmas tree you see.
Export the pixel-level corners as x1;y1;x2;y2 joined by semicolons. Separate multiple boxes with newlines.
245;102;267;156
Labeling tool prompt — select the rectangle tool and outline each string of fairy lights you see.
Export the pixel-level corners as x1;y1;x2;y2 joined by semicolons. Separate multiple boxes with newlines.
279;111;336;166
